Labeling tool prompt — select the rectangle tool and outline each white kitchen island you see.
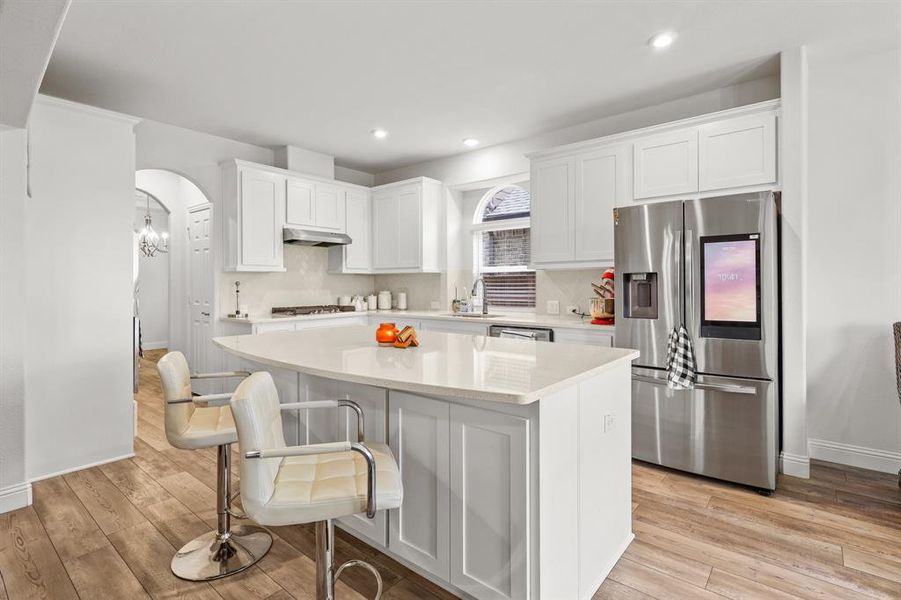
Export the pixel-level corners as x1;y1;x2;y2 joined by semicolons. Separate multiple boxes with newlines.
214;325;637;600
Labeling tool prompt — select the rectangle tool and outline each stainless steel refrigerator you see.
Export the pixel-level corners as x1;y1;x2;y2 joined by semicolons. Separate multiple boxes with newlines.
614;192;779;490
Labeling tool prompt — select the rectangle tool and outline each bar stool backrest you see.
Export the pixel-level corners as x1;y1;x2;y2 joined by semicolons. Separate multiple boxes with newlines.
157;351;196;441
230;371;287;513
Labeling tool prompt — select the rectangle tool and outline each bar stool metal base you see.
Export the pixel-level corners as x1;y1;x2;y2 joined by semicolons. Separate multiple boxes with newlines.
171;525;272;581
171;443;273;581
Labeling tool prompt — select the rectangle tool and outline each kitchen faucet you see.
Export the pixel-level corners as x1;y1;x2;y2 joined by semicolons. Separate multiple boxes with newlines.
472;277;489;315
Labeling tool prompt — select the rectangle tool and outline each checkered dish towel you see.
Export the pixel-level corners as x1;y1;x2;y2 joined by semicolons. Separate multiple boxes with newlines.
666;325;697;390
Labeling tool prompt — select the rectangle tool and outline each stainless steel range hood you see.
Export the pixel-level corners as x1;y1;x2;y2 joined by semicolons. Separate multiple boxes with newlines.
283;227;352;247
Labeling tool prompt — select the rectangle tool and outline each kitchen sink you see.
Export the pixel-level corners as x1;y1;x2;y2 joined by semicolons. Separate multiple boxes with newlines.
449;313;504;319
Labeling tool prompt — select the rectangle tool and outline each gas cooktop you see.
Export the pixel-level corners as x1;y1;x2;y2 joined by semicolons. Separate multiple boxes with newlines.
271;305;357;317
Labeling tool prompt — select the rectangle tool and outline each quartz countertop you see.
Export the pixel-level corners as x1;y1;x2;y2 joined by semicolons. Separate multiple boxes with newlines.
214;325;637;404
220;309;615;332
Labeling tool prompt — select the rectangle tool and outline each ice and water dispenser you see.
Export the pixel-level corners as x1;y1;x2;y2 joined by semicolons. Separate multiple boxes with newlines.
623;272;658;319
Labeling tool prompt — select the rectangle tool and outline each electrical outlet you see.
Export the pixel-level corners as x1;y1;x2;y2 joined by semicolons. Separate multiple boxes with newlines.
604;414;616;433
567;305;579;315
546;300;560;315
430;301;441;310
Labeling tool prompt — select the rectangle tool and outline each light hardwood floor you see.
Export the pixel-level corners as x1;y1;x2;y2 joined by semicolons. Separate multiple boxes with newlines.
1;350;899;599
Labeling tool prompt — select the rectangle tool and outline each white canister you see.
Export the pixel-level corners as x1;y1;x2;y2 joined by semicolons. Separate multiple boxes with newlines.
339;295;351;306
367;294;378;311
377;290;392;310
397;292;407;310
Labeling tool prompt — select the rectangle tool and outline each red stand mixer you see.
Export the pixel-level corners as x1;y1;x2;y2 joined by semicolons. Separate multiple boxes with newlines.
590;268;615;325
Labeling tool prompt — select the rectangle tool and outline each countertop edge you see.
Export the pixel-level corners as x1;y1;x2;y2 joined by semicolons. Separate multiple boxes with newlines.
214;335;638;405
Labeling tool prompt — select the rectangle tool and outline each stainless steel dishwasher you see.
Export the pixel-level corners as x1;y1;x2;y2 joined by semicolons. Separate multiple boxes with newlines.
488;324;554;342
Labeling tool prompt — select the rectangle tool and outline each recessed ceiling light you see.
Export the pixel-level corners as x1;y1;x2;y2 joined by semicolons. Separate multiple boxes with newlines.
462;138;480;148
371;128;388;139
649;32;676;49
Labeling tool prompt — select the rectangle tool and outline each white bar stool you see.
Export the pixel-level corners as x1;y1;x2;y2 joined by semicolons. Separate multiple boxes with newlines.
229;371;403;600
156;351;272;580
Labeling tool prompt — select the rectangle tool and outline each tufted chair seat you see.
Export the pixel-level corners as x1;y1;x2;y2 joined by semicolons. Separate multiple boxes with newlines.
261;442;402;526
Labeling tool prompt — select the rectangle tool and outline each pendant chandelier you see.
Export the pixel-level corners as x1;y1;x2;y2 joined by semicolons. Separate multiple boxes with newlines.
137;192;169;257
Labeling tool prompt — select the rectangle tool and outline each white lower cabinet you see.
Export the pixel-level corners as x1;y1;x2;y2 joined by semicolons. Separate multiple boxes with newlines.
449;404;530;600
388;392;451;580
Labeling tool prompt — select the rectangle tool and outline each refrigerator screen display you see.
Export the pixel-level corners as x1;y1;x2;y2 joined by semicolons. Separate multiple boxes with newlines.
700;233;761;339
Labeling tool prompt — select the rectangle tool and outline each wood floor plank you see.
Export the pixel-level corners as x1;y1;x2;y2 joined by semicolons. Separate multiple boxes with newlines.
99;458;173;509
705;568;801;599
156;471;218;513
63;542;150;599
0;567;8;600
843;547;901;585
30;478;108;562
63;467;147;535
622;539;712;587
257;536;365;600
107;520;219;600
608;557;724;599
0;535;79;600
131;438;183;481
0;507;46;553
210;565;283;600
592;578;656;599
150;511;213;551
632;520;867;600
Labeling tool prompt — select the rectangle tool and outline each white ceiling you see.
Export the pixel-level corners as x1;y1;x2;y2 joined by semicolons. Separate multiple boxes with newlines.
40;1;899;173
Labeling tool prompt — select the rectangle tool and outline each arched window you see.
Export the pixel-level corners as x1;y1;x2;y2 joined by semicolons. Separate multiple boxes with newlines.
472;184;535;308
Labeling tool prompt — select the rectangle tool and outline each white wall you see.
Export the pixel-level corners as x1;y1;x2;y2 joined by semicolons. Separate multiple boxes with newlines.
25;97;138;480
374;76;779;186
134;203;170;349
0;128;30;511
805;42;901;472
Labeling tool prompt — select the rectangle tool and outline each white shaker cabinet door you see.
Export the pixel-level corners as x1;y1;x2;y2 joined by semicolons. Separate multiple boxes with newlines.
633;128;699;199
285;176;315;227
372;191;399;269
388;392;450;579
531;156;575;264
449;404;530;600
314;182;345;232
344;189;371;271
574;144;628;262
394;185;422;269
239;168;285;268
698;112;776;191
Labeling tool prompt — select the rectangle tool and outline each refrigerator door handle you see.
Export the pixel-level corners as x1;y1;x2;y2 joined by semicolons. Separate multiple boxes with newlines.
632;372;757;395
695;381;757;395
674;229;682;325
684;228;693;331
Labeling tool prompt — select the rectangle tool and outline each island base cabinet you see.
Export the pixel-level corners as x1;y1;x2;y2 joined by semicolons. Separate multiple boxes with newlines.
388;392;451;580
449;404;530;600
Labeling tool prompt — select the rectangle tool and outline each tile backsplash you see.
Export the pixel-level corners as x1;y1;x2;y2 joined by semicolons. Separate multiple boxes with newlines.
535;268;608;315
219;245;374;315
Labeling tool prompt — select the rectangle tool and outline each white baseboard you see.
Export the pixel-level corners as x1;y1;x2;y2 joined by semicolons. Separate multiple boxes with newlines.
808;438;901;475
29;451;136;483
142;340;168;351
780;451;810;479
0;481;33;514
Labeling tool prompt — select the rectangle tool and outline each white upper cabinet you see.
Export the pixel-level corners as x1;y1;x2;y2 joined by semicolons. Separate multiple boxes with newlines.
371;178;443;273
531;144;628;267
329;188;371;273
633;128;699;199
574;144;629;262
698;112;776;191
223;162;286;272
285;177;315;227
286;177;346;233
314;182;345;231
530;156;575;264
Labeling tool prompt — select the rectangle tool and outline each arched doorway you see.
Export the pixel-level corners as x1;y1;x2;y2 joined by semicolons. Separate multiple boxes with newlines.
134;169;216;390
